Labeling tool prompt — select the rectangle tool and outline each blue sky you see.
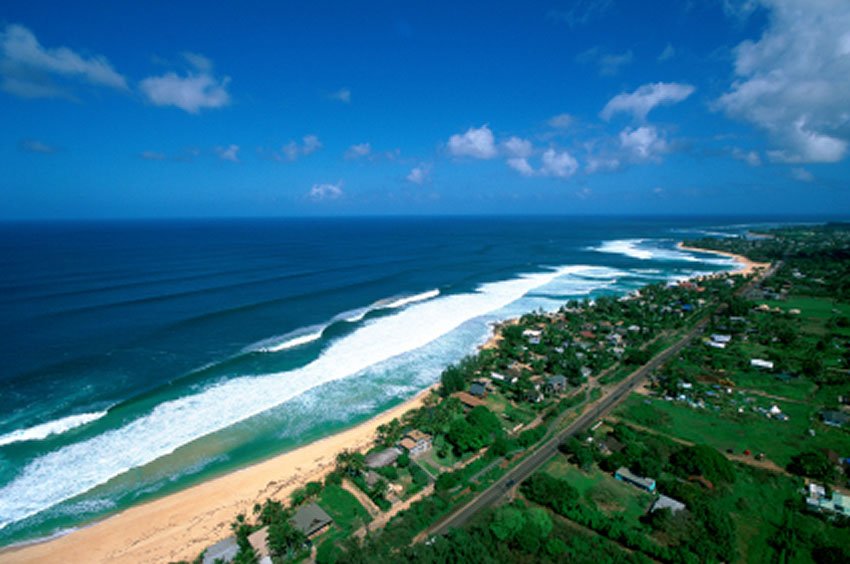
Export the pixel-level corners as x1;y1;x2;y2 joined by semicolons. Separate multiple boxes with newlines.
2;0;849;218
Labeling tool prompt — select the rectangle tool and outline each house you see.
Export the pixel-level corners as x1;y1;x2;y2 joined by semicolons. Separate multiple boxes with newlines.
546;375;567;394
469;381;488;398
805;485;850;518
248;528;272;564
821;410;850;428
579;330;597;340
615;467;656;492
750;358;774;370
650;494;686;514
398;430;432;457
707;341;726;349
711;334;732;344
365;447;402;469
490;371;518;385
203;536;240;564
523;329;543;345
292;502;334;538
525;384;544;403
452;391;487;411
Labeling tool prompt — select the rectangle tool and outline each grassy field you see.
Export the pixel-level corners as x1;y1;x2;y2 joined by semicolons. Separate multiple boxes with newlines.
318;484;372;532
615;394;850;467
730;371;816;402
543;456;654;521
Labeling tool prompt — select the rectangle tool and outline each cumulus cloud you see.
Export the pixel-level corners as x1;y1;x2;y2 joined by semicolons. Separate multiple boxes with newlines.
507;158;535;176
215;144;239;162
328;87;351;103
140;53;230;113
502;136;533;159
585;156;621;173
18;139;57;154
280;135;323;161
601;82;695;121
0;24;127;98
407;164;431;184
576;47;633;76
447;125;498;159
619;126;668;161
547;113;574;129
540;149;579;178
309;181;343;200
345;142;371;160
716;0;850;163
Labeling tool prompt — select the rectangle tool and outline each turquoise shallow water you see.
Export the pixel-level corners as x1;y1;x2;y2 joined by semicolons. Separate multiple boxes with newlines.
0;216;795;545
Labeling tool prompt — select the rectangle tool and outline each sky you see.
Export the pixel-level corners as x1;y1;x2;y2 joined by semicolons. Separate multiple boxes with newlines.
2;0;850;218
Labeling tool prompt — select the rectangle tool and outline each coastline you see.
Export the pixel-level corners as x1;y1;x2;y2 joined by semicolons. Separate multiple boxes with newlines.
1;240;761;563
676;242;769;277
1;385;438;564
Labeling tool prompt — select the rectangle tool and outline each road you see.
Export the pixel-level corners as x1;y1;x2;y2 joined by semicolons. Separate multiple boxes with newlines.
423;314;712;539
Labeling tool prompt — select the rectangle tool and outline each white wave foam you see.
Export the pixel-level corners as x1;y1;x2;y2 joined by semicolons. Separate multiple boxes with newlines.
374;289;440;310
592;239;735;268
257;326;325;353
0;269;583;528
0;411;107;448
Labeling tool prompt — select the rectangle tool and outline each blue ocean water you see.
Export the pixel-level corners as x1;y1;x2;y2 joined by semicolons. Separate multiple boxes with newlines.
0;216;795;544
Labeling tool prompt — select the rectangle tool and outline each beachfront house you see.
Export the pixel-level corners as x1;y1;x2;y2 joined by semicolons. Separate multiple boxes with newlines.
523;328;543;345
452;391;487;411
365;447;402;469
398;429;432;457
292;502;334;538
248;528;272;564
615;467;656;492
650;494;686;515
203;536;240;564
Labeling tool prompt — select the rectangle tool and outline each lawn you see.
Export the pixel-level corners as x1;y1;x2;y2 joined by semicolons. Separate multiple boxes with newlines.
763;296;850;320
543;455;654;521
615;393;850;467
317;484;372;533
730;371;817;402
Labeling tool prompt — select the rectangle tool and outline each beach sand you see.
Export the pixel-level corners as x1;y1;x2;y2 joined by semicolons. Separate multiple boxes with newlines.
677;242;770;277
2;385;437;564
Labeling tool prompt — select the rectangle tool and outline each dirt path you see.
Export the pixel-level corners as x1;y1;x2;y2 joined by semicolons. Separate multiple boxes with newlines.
342;479;382;518
355;484;435;539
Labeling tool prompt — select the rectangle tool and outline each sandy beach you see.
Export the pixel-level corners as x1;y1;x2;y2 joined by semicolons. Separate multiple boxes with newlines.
1;385;438;564
677;242;770;277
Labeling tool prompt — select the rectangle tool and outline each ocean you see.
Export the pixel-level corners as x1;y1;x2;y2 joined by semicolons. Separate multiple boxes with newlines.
0;216;794;545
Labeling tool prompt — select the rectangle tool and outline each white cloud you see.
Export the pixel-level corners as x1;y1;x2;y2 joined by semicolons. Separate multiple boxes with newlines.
279;135;323;161
717;0;850;163
140;150;166;161
576;47;633;76
585;156;621;173
309;181;343;201
548;0;613;28
619;126;668;161
547;113;574;129
540;149;579;178
731;147;762;166
407;164;431;184
657;43;675;62
502;136;533;158
18;139;56;154
328;87;351;103
215;144;239;162
447;125;498;159
507;157;535;176
601;82;695;121
0;24;127;98
140;53;230;113
345;142;372;159
791;167;814;182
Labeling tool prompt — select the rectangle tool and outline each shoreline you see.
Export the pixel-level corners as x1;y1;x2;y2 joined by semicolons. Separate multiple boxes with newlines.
1;385;438;564
676;242;769;277
2;240;760;563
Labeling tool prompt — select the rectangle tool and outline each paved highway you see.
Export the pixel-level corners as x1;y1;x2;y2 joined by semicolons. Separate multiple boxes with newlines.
424;315;712;539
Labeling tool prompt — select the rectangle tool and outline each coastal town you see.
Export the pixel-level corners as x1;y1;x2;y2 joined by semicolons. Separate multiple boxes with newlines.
158;224;850;564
